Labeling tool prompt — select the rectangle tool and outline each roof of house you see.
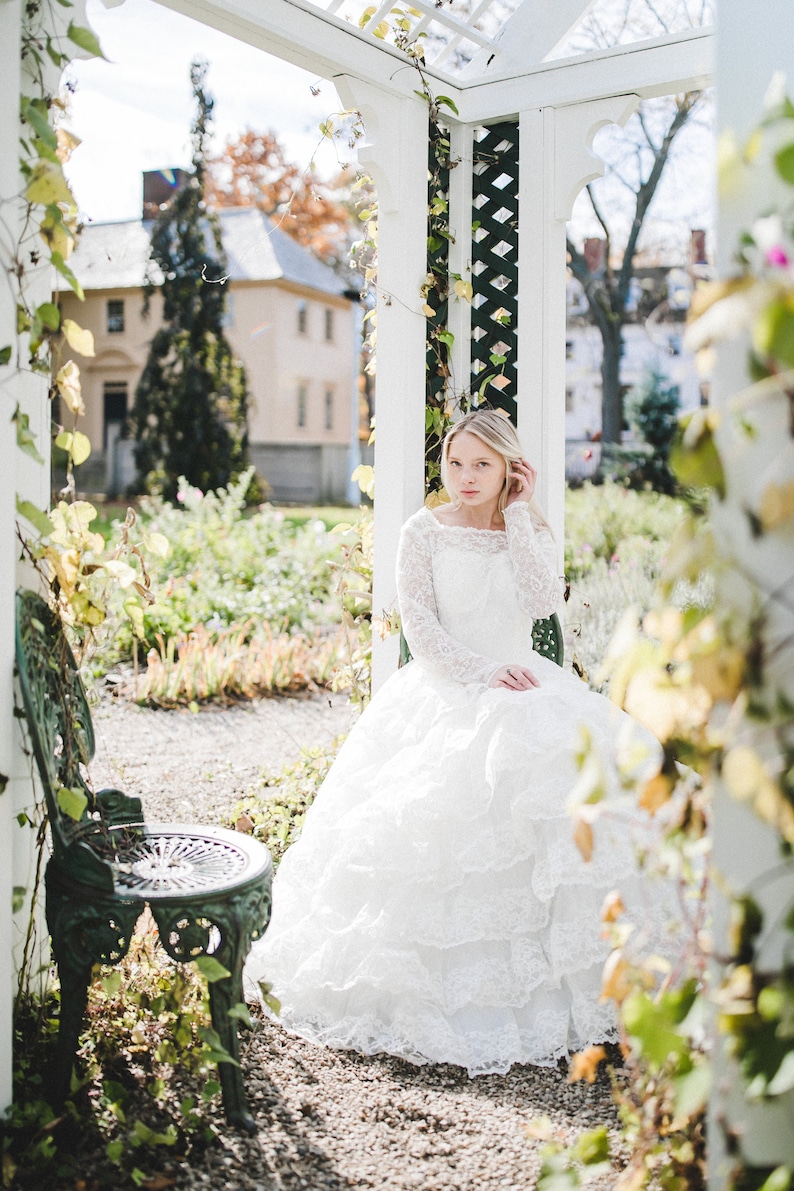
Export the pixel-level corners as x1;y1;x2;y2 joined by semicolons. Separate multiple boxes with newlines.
59;207;348;297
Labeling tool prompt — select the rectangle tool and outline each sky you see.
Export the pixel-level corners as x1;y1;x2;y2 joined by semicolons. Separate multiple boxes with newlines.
63;0;354;225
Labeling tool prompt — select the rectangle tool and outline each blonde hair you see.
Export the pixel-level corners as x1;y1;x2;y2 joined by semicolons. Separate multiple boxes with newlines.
440;410;553;532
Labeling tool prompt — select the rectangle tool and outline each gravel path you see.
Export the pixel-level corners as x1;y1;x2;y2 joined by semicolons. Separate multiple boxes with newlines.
85;693;626;1191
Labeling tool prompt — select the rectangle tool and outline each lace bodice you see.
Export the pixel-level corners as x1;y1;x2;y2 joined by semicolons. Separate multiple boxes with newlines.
396;503;563;685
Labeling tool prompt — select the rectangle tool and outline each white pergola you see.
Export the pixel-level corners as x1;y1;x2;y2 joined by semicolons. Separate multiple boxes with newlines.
2;0;793;1181
156;0;712;684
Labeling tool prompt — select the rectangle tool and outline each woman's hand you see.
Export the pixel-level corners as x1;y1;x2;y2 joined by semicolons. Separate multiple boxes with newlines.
505;458;537;506
488;664;539;691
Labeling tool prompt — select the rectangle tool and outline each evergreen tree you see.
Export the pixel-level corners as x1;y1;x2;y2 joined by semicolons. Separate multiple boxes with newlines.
131;60;249;501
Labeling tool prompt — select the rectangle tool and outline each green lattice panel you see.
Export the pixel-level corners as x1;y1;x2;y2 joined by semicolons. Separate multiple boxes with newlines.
426;122;451;409
470;121;519;421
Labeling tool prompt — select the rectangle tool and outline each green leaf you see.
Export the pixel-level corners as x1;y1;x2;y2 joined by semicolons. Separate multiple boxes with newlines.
57;786;88;821
105;1139;124;1163
0;346;11;366
13;406;45;465
669;413;726;499
227;1002;253;1027
435;94;459;115
759;1169;793;1191
15;497;53;537
201;1078;221;1101
674;1061;712;1118
35;302;60;331
101;969;123;996
20;99;58;150
50;251;84;301
193;954;231;983
573;1126;610;1165
768;1049;794;1096
12;886;26;913
66;21;106;59
774;143;794;185
621;990;687;1070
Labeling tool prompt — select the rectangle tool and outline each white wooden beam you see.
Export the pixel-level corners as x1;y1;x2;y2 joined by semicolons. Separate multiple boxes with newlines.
150;0;713;119
456;27;713;123
151;0;430;98
464;0;599;77
446;122;475;409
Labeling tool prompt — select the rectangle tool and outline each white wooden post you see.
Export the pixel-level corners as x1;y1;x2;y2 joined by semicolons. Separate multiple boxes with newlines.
0;0;22;1113
446;121;475;408
708;1;794;1182
334;78;430;691
517;96;637;557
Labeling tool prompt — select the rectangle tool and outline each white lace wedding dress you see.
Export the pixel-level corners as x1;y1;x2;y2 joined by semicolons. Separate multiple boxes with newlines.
244;503;665;1076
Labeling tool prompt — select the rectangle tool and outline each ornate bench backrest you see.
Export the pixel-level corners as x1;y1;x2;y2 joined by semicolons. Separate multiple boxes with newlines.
15;589;101;865
399;612;564;669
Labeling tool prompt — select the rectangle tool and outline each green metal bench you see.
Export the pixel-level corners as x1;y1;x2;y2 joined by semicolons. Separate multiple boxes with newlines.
399;611;565;669
14;588;273;1133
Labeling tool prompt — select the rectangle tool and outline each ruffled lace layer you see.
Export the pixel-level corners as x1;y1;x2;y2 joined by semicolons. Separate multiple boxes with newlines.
244;659;668;1077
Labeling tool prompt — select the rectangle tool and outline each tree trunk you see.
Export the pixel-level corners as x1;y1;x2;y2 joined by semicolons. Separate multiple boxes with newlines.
600;320;623;443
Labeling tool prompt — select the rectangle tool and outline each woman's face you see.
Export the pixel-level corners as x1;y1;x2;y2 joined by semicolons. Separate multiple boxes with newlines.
445;431;507;510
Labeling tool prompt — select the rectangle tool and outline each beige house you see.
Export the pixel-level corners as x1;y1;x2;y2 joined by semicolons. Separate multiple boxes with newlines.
55;190;358;502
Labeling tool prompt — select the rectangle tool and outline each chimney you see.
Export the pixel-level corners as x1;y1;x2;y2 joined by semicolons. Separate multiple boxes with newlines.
142;168;190;220
584;237;606;275
690;229;707;266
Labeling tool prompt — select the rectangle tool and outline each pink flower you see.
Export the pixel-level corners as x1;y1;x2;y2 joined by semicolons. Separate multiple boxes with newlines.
766;245;789;267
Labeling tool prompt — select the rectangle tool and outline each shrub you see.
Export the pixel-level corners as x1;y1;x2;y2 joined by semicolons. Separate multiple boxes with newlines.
99;470;342;667
229;740;344;868
127;623;345;707
564;481;685;581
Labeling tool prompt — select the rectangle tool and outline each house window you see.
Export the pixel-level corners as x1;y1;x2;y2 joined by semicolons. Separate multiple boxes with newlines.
297;301;308;334
221;292;235;329
324;308;334;342
324;389;334;430
297;384;307;428
103;381;128;449
107;300;125;333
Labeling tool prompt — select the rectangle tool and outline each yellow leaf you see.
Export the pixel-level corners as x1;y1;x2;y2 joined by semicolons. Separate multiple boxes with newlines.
25;160;73;207
690;645;745;703
639;770;675;814
351;464;375;499
422;303;436;317
71;431;91;466
759;479;794;530
602;891;625;924
525;1116;555;1141
453;279;473;302
722;746;768;802
62;319;95;358
56;127;82;163
55;360;84;416
145;531;170;559
568;1045;606;1084
601;952;633;1006
573;817;594;862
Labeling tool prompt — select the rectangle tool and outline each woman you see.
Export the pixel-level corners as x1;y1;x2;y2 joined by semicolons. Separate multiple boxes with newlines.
244;410;665;1076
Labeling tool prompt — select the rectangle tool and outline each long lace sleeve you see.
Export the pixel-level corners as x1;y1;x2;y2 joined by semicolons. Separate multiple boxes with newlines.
396;513;500;686
503;503;564;618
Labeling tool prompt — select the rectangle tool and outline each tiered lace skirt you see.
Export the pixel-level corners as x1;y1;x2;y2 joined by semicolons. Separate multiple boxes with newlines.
243;655;667;1076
